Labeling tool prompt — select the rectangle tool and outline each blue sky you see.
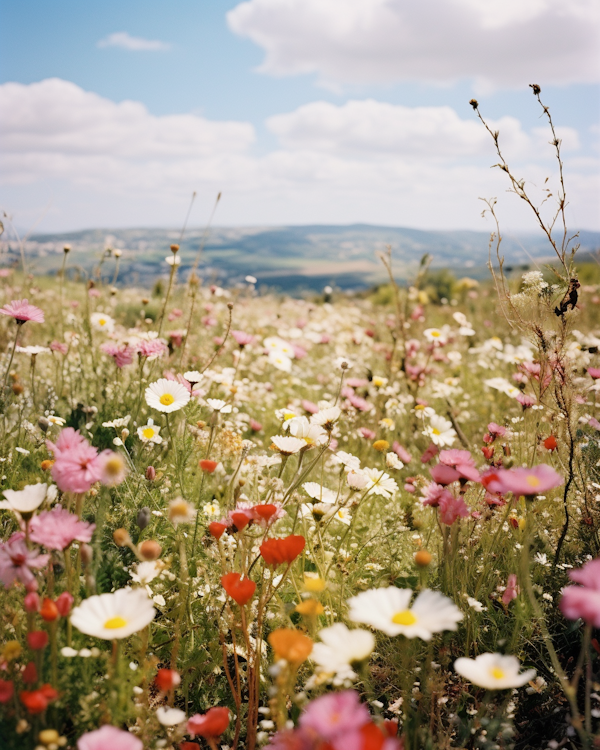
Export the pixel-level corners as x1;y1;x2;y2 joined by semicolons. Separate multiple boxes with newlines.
1;0;598;232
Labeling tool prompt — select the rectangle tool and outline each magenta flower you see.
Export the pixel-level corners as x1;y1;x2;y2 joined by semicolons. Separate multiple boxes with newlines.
490;465;563;497
560;558;600;626
77;725;142;750
438;494;470;525
100;343;134;368
392;441;412;463
421;482;450;508
502;574;519;606
299;691;369;742
587;368;600;380
29;505;95;551
47;428;103;493
437;449;481;483
0;299;44;323
0;533;49;589
135;339;168;359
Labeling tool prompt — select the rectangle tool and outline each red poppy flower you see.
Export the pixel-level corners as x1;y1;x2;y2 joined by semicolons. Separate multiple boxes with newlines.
208;522;228;540
27;631;48;650
187;706;230;738
544;435;557;451
230;512;251;531
253;504;278;523
199;459;218;473
20;684;57;715
221;573;256;606
260;535;305;566
40;598;59;622
155;668;181;692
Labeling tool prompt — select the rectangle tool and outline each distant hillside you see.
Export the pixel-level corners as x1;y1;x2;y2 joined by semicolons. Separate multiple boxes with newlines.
6;224;600;292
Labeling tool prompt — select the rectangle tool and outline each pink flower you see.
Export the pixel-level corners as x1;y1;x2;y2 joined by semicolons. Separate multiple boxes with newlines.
502;574;519;606
300;691;369;743
359;427;376;440
232;330;255;347
438;449;481;483
430;464;461;485
0;299;44;323
0;533;49;589
420;443;439;464
47;429;103;494
135;339;168;359
249;419;263;432
88;288;101;298
169;330;185;347
392;442;412;464
516;393;536;409
50;341;68;355
587;368;600;380
560;558;600;626
438;494;469;525
168;308;183;321
29;505;95;551
347;394;371;412
421;483;451;508
301;399;319;414
292;344;307;359
487;465;563;497
77;725;143;750
100;343;134;368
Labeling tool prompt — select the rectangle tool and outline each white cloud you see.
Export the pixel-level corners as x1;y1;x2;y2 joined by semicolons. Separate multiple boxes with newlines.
0;79;597;232
97;31;170;52
227;0;600;89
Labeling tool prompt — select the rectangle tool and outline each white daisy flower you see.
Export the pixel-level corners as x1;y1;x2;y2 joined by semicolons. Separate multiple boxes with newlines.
165;255;181;266
130;561;161;585
102;416;131;429
268;351;293;372
157;706;186;726
90;312;115;333
184;370;203;383
0;483;47;517
312;623;375;679
311;406;341;428
16;345;50;355
137;418;162;444
70;588;155;640
303;482;337;504
348;587;463;640
145;379;191;413
207;398;232;414
286;416;327;446
454;653;536;690
347;471;369;491
271;435;308;455
331;451;361;472
264;336;295;358
386;452;404;470
423;328;446;343
362;468;399;499
47;415;67;426
332;507;352;525
423;415;456;447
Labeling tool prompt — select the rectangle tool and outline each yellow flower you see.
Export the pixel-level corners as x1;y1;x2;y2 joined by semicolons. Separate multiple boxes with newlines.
268;629;313;665
296;599;325;616
2;640;22;662
303;573;326;593
373;440;389;453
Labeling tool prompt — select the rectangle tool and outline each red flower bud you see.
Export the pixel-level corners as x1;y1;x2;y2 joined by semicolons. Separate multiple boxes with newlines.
40;598;59;622
481;446;494;460
221;572;256;606
0;679;14;704
208;522;227;540
22;661;37;684
543;435;557;451
260;535;305;567
155;668;181;692
24;592;40;613
27;631;48;650
199;459;218;473
55;591;74;617
145;465;156;481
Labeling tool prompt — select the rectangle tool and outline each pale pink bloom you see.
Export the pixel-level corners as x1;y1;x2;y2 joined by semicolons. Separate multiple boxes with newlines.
100;343;134;368
301;399;319;414
47;429;103;494
169;330;184;347
0;532;49;589
77;725;142;750
347;394;371;412
202;315;217;327
560;558;600;626
438;449;481;482
521;362;541;379
249;419;263;432
489;465;563;497
232;330;255;346
168;308;183;321
359;427;376;440
438;494;469;525
421;483;451;508
420;443;439;464
430;463;461;485
50;340;68;355
346;378;368;388
0;299;44;323
0;269;12;277
502;574;519;606
88;288;101;298
588;367;600;379
136;339;168;359
97;451;127;487
516;393;536;409
405;339;420;358
589;417;600;431
292;344;307;359
300;690;369;742
29;505;95;550
46;427;87;457
392;441;412;463
164;371;192;393
487;423;507;437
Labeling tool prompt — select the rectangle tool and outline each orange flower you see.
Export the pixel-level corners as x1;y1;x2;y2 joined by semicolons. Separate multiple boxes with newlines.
295;599;324;616
268;628;313;665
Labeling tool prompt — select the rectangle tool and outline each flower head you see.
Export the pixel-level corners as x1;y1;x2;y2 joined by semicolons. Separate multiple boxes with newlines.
90;312;115;333
1;483;47;518
29;505;95;550
70;588;155;640
454;653;536;690
560;557;600;626
187;707;230;738
299;690;369;740
145;378;191;413
0;532;49;589
312;623;375;680
77;725;143;750
137;418;162;444
0;299;44;323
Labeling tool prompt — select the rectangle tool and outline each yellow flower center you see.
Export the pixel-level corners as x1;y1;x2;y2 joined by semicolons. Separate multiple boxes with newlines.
99;318;106;326
491;667;505;680
104;457;123;477
432;428;441;435
526;475;540;488
392;609;417;626
159;393;175;406
143;427;155;439
431;331;440;337
104;616;127;629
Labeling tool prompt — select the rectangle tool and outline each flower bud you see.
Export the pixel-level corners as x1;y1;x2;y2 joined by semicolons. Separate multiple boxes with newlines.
136;507;151;530
80;544;94;565
12;383;24;395
55;592;74;617
41;459;54;471
170;244;179;253
139;540;162;561
38;417;50;433
145;466;156;481
113;528;131;547
154;668;181;692
39;729;60;745
24;592;40;613
27;631;48;651
414;550;432;567
40;598;59;622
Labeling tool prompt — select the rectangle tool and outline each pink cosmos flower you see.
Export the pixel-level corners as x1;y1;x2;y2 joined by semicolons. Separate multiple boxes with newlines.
292;344;307;359
560;558;600;626
430;464;461;485
29;505;95;550
50;341;68;355
516;393;536;409
0;299;44;323
301;399;319;414
168;308;183;321
88;288;101;298
438;494;469;525
299;691;369;743
359;427;376;440
346;378;368;388
232;330;255;347
438;449;481;483
502;574;519;606
392;442;412;464
100;343;134;368
0;533;49;589
169;330;185;347
348;394;371;412
420;443;439;464
421;483;452;508
77;725;142;750
587;368;600;379
47;428;103;494
135;339;168;359
487;465;563;497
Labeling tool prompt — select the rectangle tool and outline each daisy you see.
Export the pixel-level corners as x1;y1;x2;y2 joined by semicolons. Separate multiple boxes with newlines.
454;653;536;690
312;623;375;679
332;507;352;525
145;378;191;413
1;483;48;518
347;587;463;640
268;351;292;372
423;415;457;447
207;398;233;414
362;468;399;499
157;707;186;726
286;416;327;446
90;312;115;333
264;336;295;358
16;345;50;355
137;418;162;444
168;497;197;525
130;561;161;586
311;406;341;429
165;255;181;266
423;328;446;343
184;370;203;383
271;436;306;455
331;451;361;472
70;588;155;640
303;482;337;504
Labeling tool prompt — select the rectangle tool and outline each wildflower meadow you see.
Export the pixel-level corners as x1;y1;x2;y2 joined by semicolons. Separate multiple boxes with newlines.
1;91;599;750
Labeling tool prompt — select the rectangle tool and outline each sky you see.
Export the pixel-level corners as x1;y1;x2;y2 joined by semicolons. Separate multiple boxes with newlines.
0;0;599;233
